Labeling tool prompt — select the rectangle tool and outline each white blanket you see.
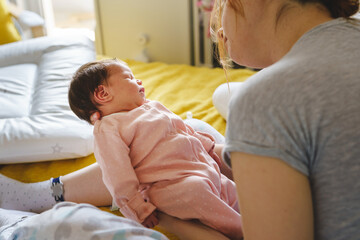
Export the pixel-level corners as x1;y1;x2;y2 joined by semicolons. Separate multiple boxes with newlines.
0;203;167;240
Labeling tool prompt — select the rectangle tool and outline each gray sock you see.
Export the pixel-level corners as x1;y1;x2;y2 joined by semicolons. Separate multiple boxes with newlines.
0;174;57;213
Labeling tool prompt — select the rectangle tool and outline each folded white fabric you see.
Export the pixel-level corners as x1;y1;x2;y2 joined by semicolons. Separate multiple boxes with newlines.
212;82;243;120
0;35;96;163
184;112;225;144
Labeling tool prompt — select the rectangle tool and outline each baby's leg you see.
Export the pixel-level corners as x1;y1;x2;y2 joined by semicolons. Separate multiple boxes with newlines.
149;177;243;240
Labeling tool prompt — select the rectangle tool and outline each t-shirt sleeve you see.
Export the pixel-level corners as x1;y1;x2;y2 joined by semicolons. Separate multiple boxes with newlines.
224;76;312;176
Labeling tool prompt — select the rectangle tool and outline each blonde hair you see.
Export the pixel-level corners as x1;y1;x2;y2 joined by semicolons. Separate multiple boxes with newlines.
210;0;243;70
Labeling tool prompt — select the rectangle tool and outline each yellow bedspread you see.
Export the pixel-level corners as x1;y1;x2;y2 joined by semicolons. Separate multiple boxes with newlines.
0;59;254;239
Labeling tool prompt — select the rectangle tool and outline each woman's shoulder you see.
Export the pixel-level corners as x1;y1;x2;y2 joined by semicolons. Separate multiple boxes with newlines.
290;18;360;58
239;18;360;101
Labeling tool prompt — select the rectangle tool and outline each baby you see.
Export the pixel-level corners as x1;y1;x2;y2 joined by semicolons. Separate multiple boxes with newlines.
68;59;242;239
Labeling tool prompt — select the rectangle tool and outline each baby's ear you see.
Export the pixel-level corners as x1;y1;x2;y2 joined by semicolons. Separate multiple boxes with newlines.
93;85;112;104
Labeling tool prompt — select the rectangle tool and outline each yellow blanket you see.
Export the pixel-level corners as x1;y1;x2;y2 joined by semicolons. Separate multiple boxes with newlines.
0;59;254;239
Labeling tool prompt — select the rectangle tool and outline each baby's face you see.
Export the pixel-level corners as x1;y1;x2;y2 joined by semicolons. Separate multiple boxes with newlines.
105;63;146;112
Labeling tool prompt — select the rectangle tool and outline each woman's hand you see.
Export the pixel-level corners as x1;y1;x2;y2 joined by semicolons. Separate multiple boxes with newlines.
214;144;233;180
142;210;159;228
90;111;101;125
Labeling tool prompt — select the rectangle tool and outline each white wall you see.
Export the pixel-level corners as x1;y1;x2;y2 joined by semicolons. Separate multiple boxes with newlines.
51;0;95;29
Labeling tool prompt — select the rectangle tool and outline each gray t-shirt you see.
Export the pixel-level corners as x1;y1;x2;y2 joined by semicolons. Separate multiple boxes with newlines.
224;18;360;240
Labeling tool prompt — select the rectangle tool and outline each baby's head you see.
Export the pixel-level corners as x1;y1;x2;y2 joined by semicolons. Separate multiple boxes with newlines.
68;58;145;124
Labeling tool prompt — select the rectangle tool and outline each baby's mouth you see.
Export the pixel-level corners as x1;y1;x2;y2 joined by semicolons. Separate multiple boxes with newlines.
139;87;145;93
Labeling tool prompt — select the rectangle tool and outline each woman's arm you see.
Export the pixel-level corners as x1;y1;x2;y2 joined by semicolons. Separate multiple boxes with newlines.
231;152;314;240
157;212;230;240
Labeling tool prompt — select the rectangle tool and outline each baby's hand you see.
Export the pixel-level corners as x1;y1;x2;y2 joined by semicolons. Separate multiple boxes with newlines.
90;111;101;125
142;211;159;228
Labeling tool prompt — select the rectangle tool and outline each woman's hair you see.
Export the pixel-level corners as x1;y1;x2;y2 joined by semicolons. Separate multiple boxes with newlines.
210;0;243;69
301;0;359;18
210;0;359;68
68;58;121;124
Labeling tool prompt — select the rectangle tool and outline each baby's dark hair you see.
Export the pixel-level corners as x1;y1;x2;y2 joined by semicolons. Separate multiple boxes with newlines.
68;58;121;124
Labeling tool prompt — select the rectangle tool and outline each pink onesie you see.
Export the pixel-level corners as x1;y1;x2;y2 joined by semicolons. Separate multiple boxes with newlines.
94;100;242;238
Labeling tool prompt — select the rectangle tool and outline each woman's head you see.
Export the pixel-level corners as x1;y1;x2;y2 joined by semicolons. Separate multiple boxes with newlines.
68;59;119;124
211;0;359;68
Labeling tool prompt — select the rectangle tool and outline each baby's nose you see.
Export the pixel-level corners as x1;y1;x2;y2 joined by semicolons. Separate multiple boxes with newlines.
136;79;142;85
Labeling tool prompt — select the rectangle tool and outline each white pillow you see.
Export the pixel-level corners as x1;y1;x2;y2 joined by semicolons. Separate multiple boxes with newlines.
212;82;243;120
0;35;96;164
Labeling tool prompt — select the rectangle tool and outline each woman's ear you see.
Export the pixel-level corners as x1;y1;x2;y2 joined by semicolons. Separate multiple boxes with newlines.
93;85;112;104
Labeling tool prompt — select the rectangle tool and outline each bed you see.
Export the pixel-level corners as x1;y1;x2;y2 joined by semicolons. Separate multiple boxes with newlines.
0;35;255;239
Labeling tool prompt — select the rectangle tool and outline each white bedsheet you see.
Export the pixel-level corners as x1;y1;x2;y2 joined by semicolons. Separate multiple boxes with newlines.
0;35;96;163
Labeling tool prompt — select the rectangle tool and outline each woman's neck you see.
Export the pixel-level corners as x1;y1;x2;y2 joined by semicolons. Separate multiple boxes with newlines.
270;2;333;63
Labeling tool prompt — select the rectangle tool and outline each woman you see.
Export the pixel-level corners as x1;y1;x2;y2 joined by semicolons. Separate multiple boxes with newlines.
212;0;360;239
1;0;359;239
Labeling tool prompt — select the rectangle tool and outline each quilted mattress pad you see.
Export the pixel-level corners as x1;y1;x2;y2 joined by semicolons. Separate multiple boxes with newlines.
0;35;96;163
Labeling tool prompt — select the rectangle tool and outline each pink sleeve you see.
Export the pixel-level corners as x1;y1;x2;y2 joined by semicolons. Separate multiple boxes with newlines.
94;129;156;223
